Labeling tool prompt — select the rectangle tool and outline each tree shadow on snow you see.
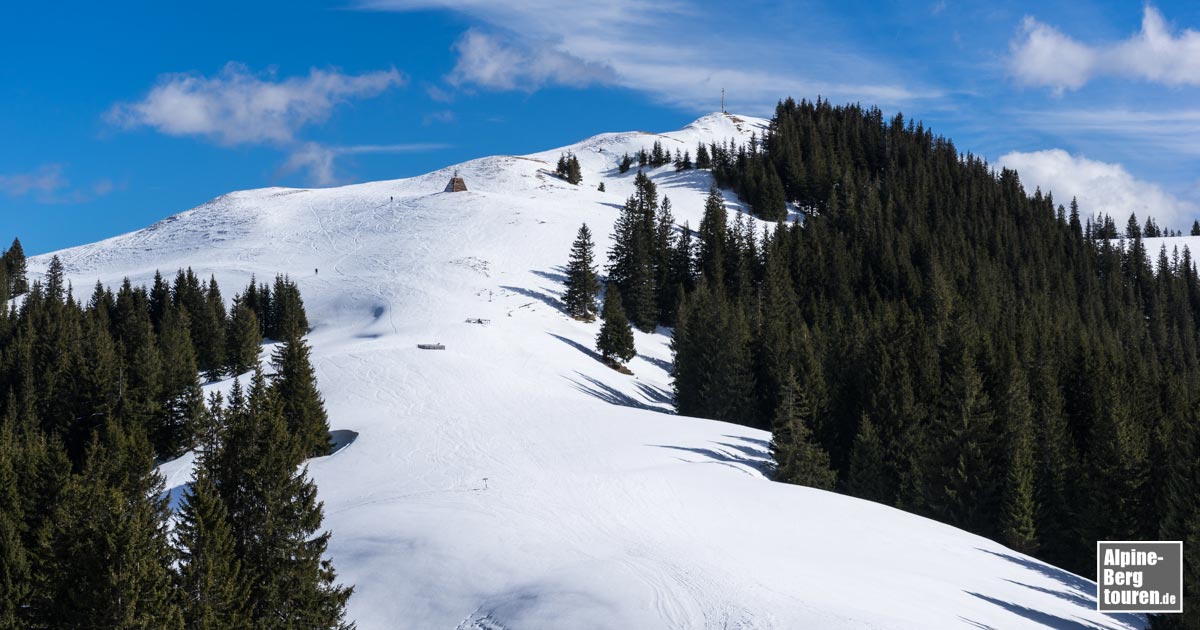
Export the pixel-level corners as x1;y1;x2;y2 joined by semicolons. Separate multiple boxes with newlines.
549;333;604;364
563;370;672;415
723;434;771;450
650;443;772;477
961;591;1129;630
531;266;568;285
499;285;563;312
633;381;673;406
974;548;1144;629
637;353;673;374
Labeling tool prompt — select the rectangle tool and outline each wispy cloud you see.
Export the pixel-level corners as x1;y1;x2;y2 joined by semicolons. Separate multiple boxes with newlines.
355;0;936;114
1018;108;1200;159
280;142;451;186
448;29;615;91
999;148;1197;229
108;62;405;145
0;164;116;204
1011;5;1200;92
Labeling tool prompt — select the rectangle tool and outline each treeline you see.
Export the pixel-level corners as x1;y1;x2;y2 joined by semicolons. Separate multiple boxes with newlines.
579;98;1200;625
0;254;350;628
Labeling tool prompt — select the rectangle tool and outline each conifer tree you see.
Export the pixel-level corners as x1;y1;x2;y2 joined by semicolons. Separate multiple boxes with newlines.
567;154;582;185
697;185;728;285
149;270;172;333
1192;220;1200;236
596;285;635;366
0;425;29;629
226;300;262;376
270;276;308;341
562;224;600;321
926;330;996;533
672;281;753;424
695;143;711;170
652;197;678;324
156;306;204;459
34;422;183;629
175;471;252;630
1031;358;1078;569
618;153;632;174
770;371;836;489
1126;213;1141;239
1083;377;1148;542
662;222;695;326
212;370;353;629
846;413;890;503
271;335;332;458
999;363;1038;554
2;238;27;296
606;172;658;331
755;169;787;221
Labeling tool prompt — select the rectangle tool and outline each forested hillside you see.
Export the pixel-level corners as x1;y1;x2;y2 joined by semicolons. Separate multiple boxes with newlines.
618;98;1199;625
0;247;351;629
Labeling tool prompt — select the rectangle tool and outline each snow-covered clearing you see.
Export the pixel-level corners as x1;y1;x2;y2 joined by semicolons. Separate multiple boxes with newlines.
31;114;1147;629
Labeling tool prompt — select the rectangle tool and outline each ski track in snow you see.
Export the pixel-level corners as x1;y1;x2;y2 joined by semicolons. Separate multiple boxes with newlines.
30;113;1151;630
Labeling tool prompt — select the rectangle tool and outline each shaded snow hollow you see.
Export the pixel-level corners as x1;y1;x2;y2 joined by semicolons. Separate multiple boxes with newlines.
32;113;1147;629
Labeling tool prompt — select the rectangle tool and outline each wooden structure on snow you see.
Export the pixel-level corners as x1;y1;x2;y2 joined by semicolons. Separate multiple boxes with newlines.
444;170;467;193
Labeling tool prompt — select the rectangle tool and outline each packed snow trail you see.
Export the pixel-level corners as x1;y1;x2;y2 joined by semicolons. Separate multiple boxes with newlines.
33;113;1147;629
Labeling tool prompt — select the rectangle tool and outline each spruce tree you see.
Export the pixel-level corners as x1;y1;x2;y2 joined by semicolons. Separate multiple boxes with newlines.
2;238;27;296
212;370;353;629
270;276;308;341
0;426;29;629
672;281;753;424
270;335;332;459
846;414;890;503
175;471;252;630
156;306;204;459
697;185;727;285
618;153;632;174
926;329;996;533
596;285;635;366
770;371;836;489
695;143;711;170
1192;220;1200;236
226;300;262;376
606;173;658;331
562;224;600;321
999;363;1038;555
34;422;183;629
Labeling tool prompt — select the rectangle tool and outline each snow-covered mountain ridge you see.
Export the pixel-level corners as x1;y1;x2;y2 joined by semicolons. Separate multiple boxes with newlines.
30;113;1146;629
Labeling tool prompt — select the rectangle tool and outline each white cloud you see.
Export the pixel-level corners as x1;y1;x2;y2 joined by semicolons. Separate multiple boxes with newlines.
998;148;1198;229
1010;18;1097;93
0;165;116;204
448;30;615;91
108;62;405;146
355;0;934;114
1011;6;1200;91
280;142;451;186
0;164;67;197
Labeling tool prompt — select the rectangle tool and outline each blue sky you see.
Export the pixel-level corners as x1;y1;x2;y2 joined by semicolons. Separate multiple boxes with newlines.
4;0;1200;254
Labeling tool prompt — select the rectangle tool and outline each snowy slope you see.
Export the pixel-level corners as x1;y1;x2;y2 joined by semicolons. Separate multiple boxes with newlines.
31;113;1145;630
